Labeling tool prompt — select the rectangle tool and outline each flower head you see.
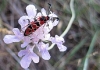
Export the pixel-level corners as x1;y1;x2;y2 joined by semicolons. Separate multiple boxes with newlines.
3;4;67;69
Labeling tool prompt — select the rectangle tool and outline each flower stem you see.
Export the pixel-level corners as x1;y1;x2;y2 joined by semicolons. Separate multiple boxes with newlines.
83;31;99;70
60;0;75;37
48;0;75;50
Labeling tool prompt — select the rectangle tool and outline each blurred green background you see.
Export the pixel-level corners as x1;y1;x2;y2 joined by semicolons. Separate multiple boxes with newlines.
0;0;100;70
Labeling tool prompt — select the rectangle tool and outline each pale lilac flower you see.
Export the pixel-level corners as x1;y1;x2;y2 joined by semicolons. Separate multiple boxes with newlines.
3;4;67;69
50;35;67;52
18;45;39;69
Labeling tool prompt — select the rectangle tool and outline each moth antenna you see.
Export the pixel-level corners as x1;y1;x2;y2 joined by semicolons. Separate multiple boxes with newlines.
48;3;51;15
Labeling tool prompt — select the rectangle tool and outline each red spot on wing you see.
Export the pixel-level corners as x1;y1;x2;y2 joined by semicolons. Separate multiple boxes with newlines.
24;28;32;36
32;24;37;28
40;21;45;25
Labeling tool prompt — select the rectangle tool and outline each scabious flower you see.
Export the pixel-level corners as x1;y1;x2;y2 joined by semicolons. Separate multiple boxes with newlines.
3;4;67;69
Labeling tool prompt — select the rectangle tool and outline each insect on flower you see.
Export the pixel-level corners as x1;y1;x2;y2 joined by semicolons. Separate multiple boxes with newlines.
24;16;49;36
24;3;59;36
3;3;67;69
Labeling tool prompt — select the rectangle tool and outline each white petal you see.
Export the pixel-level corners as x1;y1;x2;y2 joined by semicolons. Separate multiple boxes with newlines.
32;27;45;41
21;42;28;48
18;16;29;28
30;53;39;63
49;37;55;43
18;50;27;57
13;28;20;35
45;20;53;32
43;34;50;40
55;35;65;43
38;42;50;60
20;54;32;69
41;49;51;60
57;44;67;52
12;28;23;39
50;35;64;44
42;26;49;34
49;20;54;28
3;35;21;44
27;45;35;53
26;4;37;18
41;8;47;16
35;30;44;39
24;36;31;44
31;37;39;44
38;42;48;51
52;19;59;26
49;12;57;17
36;12;42;18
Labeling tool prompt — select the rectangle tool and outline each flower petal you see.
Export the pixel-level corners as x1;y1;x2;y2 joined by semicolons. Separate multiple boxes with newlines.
41;49;51;60
18;50;27;57
21;42;29;48
26;4;37;18
36;12;42;18
44;20;53;32
30;52;39;63
41;8;47;16
49;12;57;17
13;28;20;35
23;36;31;44
3;35;21;44
18;16;29;28
55;35;65;43
57;44;67;52
12;28;23;39
50;35;64;44
43;34;50;40
20;54;32;69
52;19;59;26
38;42;50;60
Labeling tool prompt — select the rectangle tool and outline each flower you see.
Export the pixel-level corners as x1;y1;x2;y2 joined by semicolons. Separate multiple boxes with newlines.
18;45;39;69
3;4;67;69
50;35;67;52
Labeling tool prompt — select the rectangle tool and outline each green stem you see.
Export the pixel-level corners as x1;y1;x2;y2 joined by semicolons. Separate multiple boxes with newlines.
83;31;99;70
61;0;75;37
